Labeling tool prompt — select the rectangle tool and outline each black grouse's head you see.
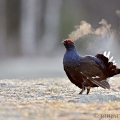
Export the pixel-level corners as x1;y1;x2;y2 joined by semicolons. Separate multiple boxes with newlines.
62;39;75;50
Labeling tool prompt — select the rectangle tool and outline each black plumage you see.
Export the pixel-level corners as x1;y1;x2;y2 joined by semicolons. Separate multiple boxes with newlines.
62;39;120;94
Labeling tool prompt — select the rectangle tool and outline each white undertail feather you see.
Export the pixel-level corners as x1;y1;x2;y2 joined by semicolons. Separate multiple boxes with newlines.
103;51;107;56
109;56;113;62
112;60;115;63
103;51;117;65
106;51;110;58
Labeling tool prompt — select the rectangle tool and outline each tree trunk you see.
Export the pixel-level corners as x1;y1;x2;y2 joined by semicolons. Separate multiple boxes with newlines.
40;0;62;54
0;0;6;57
20;0;38;56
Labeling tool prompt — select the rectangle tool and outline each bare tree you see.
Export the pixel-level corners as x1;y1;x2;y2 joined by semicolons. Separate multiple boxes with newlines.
0;0;6;57
20;0;39;56
40;0;62;53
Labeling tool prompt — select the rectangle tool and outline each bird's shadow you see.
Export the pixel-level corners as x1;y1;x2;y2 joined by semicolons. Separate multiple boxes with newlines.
75;92;120;103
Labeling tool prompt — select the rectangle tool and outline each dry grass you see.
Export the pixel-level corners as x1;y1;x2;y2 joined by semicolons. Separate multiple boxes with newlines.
0;77;120;120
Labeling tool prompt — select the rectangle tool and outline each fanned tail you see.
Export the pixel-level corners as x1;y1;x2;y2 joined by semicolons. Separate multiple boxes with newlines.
96;51;120;77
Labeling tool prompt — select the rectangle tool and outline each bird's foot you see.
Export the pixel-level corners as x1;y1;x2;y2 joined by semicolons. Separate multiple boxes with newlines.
86;88;90;95
79;89;85;94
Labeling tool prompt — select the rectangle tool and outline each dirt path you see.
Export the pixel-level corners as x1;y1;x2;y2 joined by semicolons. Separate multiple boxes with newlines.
0;77;120;120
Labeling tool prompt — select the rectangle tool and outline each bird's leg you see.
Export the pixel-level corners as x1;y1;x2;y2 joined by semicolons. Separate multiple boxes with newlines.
86;88;90;95
79;83;85;94
79;88;85;94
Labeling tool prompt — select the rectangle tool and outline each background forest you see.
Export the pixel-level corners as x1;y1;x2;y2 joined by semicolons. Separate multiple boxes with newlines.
0;0;120;79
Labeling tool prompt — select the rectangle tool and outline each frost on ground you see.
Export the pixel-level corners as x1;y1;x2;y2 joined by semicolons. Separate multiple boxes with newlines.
0;77;120;120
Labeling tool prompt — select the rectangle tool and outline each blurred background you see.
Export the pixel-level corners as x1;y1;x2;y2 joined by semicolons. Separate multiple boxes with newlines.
0;0;120;79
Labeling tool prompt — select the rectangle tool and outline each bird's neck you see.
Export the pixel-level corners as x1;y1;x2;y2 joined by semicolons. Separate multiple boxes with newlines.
63;48;81;66
66;47;78;55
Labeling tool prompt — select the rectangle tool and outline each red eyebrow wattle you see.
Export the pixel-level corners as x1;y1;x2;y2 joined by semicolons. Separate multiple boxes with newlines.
65;39;73;42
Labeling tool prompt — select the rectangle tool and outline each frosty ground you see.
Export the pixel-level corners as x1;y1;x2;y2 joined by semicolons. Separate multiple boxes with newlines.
0;77;120;120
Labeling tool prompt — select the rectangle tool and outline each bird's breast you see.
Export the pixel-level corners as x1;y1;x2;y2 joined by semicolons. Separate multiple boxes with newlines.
63;52;80;67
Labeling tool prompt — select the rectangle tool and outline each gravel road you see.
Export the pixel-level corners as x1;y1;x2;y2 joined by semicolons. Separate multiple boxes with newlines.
0;77;120;120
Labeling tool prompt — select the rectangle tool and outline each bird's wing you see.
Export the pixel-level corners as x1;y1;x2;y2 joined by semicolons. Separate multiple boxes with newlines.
75;57;110;89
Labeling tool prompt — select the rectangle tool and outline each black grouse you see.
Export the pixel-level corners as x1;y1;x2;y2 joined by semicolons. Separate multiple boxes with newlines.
62;39;120;94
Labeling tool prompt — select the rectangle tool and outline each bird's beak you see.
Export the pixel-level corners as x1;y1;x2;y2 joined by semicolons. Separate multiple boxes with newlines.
61;41;65;44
